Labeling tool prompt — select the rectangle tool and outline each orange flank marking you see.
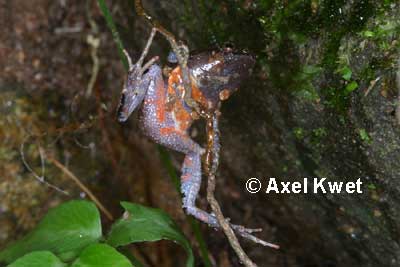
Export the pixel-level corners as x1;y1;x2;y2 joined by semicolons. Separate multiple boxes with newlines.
159;126;185;137
168;67;208;106
166;67;209;130
191;83;207;108
168;67;208;108
167;67;202;132
155;78;166;123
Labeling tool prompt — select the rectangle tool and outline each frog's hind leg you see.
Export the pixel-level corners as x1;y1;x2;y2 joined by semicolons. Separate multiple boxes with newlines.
180;142;265;232
154;127;267;238
157;129;279;249
156;128;220;227
180;150;220;227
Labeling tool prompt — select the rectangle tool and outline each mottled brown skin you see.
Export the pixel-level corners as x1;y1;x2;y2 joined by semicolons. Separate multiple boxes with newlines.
187;48;256;110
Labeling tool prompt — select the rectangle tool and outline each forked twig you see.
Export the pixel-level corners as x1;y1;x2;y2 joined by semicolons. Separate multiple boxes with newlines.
20;135;113;220
205;113;278;267
20;136;69;195
205;113;255;266
134;0;202;116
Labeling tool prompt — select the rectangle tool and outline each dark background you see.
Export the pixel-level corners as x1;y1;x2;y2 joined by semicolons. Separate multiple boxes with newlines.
0;0;399;266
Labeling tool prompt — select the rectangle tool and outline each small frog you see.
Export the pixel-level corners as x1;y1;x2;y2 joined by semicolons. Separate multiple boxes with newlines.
117;30;255;229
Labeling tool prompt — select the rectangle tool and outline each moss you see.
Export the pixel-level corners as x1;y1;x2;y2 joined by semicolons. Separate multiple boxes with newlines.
359;129;372;144
367;183;377;190
293;127;304;140
178;0;399;115
309;127;328;148
312;127;327;138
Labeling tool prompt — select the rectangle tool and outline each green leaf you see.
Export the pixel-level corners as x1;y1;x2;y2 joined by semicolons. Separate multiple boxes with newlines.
7;251;65;267
71;244;132;267
293;127;304;140
118;248;144;267
345;81;358;94
107;202;194;267
367;183;377;190
295;86;320;101
359;129;372;144
362;30;375;38
0;200;102;263
302;65;322;75
340;66;352;81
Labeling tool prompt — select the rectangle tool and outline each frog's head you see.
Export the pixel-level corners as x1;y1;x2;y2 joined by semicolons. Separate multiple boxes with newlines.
117;29;159;122
117;49;159;122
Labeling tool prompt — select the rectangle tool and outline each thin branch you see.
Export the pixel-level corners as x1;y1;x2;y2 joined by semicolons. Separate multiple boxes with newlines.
137;27;157;69
85;0;101;98
85;35;100;98
364;76;381;97
134;0;177;46
47;154;114;221
205;113;258;267
20;137;69;196
134;0;202;116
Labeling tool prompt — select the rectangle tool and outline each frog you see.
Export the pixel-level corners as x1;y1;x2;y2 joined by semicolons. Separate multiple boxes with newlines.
117;29;256;231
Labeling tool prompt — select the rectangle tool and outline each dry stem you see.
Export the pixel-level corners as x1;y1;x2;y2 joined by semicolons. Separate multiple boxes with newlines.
85;0;100;98
47;155;114;221
20;137;69;195
205;113;258;267
20;134;113;220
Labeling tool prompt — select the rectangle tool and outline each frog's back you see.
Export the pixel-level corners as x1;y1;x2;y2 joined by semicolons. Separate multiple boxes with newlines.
188;48;255;110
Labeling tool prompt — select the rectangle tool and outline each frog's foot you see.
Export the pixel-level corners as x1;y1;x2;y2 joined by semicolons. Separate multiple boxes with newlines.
180;151;279;249
184;204;278;249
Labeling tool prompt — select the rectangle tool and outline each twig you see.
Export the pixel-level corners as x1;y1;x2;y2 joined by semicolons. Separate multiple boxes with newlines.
47;154;114;221
134;0;202;116
20;136;69;196
363;76;381;97
85;34;100;97
205;113;258;267
54;26;83;35
85;0;100;98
